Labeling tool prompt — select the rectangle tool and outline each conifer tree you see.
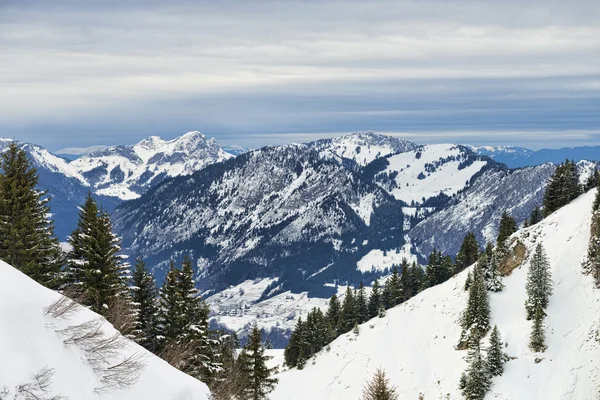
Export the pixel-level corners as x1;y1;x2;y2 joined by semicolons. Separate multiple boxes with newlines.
464;271;472;291
543;160;582;216
157;260;184;346
584;211;600;286
529;303;547;352
368;280;383;319
0;142;62;288
525;243;553;320
461;263;490;343
238;324;278;400
131;256;159;351
497;210;517;248
410;262;425;295
529;206;543;226
460;337;491;400
481;251;503;292
399;259;413;301
382;265;402;308
361;368;399;400
594;184;600;212
356;282;369;323
425;250;452;287
68;197;133;326
325;293;341;336
585;169;600;192
487;325;507;376
455;232;480;274
340;286;357;333
284;317;304;367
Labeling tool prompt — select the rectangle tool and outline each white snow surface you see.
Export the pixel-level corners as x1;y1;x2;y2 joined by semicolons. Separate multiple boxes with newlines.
0;261;211;400
382;144;488;205
272;190;600;400
356;246;418;272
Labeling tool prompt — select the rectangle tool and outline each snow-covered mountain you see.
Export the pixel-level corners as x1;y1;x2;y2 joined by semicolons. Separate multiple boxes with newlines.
113;144;406;295
271;189;600;399
408;160;598;260
472;144;600;168
222;144;251;156
308;131;418;167
70;131;232;200
0;261;210;399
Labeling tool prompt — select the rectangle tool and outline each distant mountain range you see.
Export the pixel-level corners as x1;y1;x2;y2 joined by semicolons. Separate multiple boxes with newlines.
471;144;600;168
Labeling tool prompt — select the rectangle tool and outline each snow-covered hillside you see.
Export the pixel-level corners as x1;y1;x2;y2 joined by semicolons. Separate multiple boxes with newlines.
308;131;417;166
0;261;210;400
271;190;600;399
71;131;232;199
371;144;491;206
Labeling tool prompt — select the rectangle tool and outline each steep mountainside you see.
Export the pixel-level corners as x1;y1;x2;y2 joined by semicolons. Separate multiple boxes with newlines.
307;131;417;167
272;190;600;399
473;144;600;168
409;161;598;260
71;131;232;200
113;144;405;295
0;261;210;399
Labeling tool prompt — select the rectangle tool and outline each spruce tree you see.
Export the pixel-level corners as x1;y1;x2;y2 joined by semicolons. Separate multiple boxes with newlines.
487;325;507;376
157;260;184;346
131;256;159;351
425;250;451;287
340;286;357;333
325;293;341;336
585;169;600;192
525;243;553;320
464;271;472;291
382;265;402;308
529;206;543;226
356;282;369;323
238;324;278;400
399;259;413;301
584;211;600;286
455;232;480;274
481;251;503;292
361;368;399;400
529;303;547;352
497;210;517;248
543;160;582;216
284;317;304;367
368;280;383;319
461;263;490;343
0;142;62;288
461;337;491;400
594;184;600;212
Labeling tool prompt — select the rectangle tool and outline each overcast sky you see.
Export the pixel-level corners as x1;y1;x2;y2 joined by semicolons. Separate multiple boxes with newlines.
1;0;599;151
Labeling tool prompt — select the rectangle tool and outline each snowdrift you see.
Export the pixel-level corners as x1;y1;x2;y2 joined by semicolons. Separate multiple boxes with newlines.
272;190;600;399
0;261;211;400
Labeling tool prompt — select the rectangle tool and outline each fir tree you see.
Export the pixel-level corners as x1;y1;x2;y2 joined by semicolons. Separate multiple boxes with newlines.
353;321;360;336
361;368;399;400
368;280;383;319
486;325;507;376
585;169;600;192
0;142;62;288
461;263;490;343
525;243;553;320
481;251;503;292
543;159;582;216
284;317;304;367
340;286;357;333
157;260;184;346
325;293;341;336
594;184;600;212
584;211;600;286
238;324;278;400
382;265;402;308
461;337;491;400
131;256;159;351
497;210;517;248
529;304;547;352
399;259;413;301
464;271;472;291
356;282;369;323
424;250;452;287
529;206;543;226
455;232;480;274
377;304;386;318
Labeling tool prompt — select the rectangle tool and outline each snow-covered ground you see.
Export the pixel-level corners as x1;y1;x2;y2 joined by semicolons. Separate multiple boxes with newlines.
271;190;600;399
356;245;417;273
382;144;488;205
0;261;210;400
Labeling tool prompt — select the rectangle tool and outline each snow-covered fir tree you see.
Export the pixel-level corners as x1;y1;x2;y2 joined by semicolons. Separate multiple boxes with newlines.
368;280;383;319
594;183;600;212
131;256;160;351
0;142;62;289
487;325;508;376
543;159;582;217
584;209;600;286
464;271;473;291
525;243;553;320
529;303;547;352
481;249;504;292
455;232;480;274
237;324;278;400
361;368;399;400
461;262;490;344
460;337;491;400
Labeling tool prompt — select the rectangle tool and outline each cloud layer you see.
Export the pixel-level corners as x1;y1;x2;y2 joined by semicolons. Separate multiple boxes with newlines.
1;0;599;149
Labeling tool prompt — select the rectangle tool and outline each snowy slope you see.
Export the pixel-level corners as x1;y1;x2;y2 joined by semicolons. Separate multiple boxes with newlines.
272;190;600;400
70;131;232;199
0;261;210;400
374;144;491;205
308;131;417;166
